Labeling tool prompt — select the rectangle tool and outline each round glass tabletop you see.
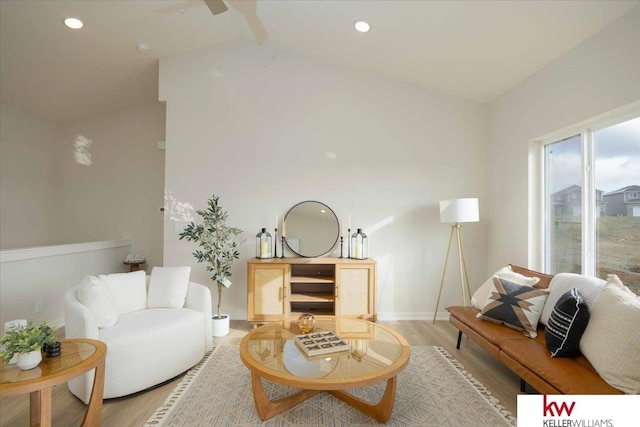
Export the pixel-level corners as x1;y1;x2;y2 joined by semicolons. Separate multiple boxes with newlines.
241;317;409;383
1;340;97;385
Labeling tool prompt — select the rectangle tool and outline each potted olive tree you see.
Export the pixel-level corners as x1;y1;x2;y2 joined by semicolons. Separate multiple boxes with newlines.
1;321;57;370
179;195;243;337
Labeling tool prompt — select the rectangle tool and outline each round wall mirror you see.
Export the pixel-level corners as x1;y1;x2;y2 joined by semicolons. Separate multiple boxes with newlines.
284;201;339;257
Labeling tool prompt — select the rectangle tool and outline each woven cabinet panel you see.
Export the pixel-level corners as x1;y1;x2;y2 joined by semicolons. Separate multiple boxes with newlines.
255;269;285;315
338;268;370;315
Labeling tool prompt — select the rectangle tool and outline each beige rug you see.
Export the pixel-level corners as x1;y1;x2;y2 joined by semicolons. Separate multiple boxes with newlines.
144;346;516;426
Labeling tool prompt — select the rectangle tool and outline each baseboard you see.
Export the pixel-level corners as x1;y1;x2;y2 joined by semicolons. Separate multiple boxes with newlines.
377;312;449;321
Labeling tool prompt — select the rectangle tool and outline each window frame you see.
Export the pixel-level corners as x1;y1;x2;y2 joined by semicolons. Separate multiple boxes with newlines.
528;101;640;274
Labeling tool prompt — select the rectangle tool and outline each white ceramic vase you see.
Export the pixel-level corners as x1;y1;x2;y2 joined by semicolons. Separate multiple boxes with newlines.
212;315;230;337
17;350;42;370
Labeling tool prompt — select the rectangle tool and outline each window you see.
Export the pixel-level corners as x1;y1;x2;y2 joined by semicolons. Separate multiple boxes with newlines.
542;115;640;295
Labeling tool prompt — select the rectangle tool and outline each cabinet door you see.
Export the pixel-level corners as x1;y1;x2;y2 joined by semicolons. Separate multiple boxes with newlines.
336;264;376;320
248;263;289;322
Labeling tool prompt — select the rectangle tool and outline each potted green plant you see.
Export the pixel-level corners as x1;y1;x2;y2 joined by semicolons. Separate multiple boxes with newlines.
1;321;57;370
179;194;243;337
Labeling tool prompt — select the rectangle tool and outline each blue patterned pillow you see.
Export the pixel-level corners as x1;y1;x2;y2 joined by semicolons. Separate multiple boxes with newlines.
544;288;590;358
477;276;549;338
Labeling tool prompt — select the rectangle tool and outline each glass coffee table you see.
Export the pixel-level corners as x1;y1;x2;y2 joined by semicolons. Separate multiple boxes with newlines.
239;317;410;422
0;339;106;427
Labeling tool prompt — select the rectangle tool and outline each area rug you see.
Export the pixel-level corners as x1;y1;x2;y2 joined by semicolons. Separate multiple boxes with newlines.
144;346;516;426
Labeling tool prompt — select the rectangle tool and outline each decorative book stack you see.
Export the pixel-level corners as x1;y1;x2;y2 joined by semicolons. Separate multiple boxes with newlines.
294;331;349;357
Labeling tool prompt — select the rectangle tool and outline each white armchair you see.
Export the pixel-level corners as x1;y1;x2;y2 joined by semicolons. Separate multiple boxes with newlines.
64;268;213;403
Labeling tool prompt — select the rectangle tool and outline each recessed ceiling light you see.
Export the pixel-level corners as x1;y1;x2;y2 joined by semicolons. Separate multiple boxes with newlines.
354;21;370;33
64;17;84;29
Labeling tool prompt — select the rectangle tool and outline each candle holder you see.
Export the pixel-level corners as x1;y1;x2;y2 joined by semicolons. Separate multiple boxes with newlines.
280;236;286;258
339;236;344;258
350;228;368;260
274;228;278;258
256;228;272;259
347;228;351;258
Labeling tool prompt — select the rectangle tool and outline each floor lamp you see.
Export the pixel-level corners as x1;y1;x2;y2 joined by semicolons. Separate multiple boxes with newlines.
432;198;479;324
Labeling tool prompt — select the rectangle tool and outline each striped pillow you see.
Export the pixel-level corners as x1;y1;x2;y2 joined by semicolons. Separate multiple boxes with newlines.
544;288;590;358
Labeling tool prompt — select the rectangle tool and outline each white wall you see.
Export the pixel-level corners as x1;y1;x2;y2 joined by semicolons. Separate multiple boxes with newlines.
0;105;58;249
487;7;640;272
55;103;166;271
0;240;131;327
0;102;165;327
159;42;489;320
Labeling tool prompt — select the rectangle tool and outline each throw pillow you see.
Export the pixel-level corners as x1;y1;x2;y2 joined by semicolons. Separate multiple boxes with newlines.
579;274;640;394
471;266;541;309
99;270;147;315
544;288;590;357
539;273;605;325
77;276;118;328
477;276;549;338
147;266;191;309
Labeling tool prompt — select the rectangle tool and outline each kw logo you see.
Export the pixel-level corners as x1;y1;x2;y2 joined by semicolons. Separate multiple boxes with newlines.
543;395;576;417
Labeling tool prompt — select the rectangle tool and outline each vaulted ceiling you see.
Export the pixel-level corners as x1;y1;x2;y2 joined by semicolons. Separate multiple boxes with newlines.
1;1;637;123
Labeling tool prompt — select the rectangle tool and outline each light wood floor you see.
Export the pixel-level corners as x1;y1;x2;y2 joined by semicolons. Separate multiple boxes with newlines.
0;320;522;426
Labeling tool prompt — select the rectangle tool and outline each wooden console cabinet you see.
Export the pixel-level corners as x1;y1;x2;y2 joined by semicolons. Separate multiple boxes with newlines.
247;258;376;325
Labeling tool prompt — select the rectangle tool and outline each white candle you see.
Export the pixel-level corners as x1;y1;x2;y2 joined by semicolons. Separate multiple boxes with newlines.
260;241;269;257
348;215;351;229
275;214;278;230
340;219;344;238
282;219;286;236
355;242;363;259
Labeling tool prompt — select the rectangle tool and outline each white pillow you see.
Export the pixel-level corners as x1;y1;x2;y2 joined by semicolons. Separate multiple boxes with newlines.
579;275;640;394
471;266;541;309
77;276;118;328
99;270;147;315
539;273;605;325
147;266;191;308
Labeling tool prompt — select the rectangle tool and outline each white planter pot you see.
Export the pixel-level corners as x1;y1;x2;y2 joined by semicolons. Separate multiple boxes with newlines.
17;350;42;370
212;315;230;337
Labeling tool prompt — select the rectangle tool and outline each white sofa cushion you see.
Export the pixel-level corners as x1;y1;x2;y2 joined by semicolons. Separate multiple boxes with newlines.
540;272;605;325
579;275;640;394
77;276;118;328
147;266;191;309
99;271;147;315
472;266;541;309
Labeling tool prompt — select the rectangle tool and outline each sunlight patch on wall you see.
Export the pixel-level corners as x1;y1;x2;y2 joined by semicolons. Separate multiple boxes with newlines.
164;191;195;222
73;134;93;166
366;216;394;235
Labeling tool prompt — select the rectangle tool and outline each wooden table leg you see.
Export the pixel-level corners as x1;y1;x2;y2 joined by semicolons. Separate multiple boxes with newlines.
250;372;320;420
29;390;40;427
329;375;398;423
30;387;52;427
82;361;106;426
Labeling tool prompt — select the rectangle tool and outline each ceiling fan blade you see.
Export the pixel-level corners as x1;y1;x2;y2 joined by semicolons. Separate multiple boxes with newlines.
204;0;228;15
228;0;269;45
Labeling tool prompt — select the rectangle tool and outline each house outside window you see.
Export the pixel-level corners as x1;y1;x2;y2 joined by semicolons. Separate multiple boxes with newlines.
541;115;640;295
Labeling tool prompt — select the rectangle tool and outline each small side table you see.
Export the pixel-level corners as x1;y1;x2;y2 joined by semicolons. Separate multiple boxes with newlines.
1;339;107;427
124;260;145;272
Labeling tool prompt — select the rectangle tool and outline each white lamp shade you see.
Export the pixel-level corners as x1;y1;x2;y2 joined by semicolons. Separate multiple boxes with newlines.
440;198;479;223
